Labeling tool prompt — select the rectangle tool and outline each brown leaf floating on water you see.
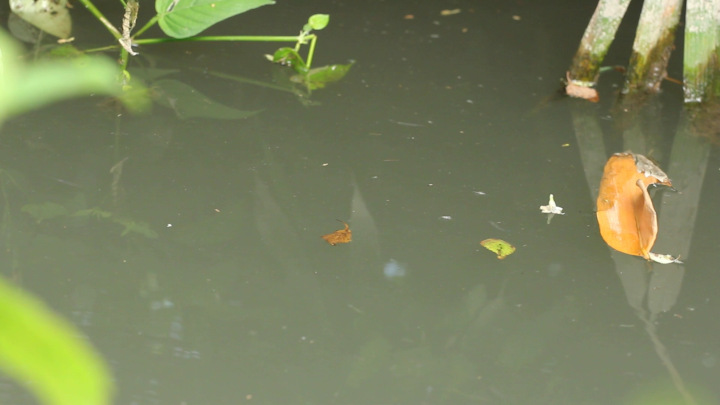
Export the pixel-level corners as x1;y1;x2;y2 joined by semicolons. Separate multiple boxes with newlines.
596;152;671;260
322;221;352;245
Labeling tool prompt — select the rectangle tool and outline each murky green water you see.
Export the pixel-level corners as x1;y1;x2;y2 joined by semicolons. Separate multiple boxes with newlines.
1;0;719;404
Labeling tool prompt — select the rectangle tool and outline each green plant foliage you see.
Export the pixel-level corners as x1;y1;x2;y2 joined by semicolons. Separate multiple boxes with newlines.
47;44;86;59
117;78;153;114
306;14;329;31
0;275;113;405
113;217;159;238
152;79;260;119
270;47;308;73
21;202;69;223
72;207;113;220
73;207;158;238
22;205;158;239
0;29;122;125
155;0;275;39
293;62;354;90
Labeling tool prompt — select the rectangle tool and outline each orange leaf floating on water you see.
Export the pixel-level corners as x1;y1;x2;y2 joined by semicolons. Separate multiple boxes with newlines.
480;238;515;259
596;152;672;260
322;221;352;245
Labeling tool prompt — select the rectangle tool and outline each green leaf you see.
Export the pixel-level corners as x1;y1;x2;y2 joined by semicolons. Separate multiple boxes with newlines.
307;14;329;30
0;276;113;405
152;79;260;120
8;59;121;117
270;47;307;73
155;0;275;39
292;62;354;90
0;29;122;125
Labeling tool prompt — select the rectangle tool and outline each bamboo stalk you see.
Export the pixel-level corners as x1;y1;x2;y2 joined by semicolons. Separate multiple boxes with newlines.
622;0;682;95
567;0;631;100
683;0;720;102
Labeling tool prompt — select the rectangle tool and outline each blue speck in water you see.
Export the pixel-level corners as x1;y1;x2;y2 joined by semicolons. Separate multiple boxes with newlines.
383;259;406;279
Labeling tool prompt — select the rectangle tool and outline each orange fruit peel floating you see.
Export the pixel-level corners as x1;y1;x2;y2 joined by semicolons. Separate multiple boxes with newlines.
595;152;681;264
480;238;515;259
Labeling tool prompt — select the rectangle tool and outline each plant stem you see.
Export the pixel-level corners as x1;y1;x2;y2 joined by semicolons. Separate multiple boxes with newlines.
132;15;159;39
305;35;317;68
133;35;300;45
75;0;122;39
83;45;122;53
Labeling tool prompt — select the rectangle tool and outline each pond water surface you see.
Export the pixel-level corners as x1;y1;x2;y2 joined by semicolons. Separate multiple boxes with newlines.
1;0;720;404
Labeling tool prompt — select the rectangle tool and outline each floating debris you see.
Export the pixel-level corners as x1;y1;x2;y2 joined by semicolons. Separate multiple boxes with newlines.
539;194;564;224
321;221;352;245
480;238;516;260
648;253;683;264
539;194;564;215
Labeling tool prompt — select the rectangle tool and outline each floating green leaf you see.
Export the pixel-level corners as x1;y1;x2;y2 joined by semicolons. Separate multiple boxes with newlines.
0;275;113;405
155;0;275;39
152;79;260;120
293;62;354;90
480;238;516;259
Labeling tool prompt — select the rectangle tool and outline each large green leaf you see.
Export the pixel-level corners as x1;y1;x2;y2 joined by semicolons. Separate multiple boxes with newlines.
0;29;122;125
155;0;275;39
0;276;113;405
6;59;121;117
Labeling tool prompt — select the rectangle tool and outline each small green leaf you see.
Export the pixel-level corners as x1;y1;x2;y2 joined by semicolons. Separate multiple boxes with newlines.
0;275;113;405
155;0;275;39
307;14;329;30
271;48;307;73
480;238;516;259
152;79;260;120
292;62;354;90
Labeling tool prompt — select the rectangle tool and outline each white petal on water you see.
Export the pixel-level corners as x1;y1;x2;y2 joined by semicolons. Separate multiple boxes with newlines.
648;252;683;264
539;194;564;215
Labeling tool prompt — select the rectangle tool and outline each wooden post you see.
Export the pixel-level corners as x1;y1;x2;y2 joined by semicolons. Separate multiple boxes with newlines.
622;0;682;95
684;0;720;102
566;0;631;101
